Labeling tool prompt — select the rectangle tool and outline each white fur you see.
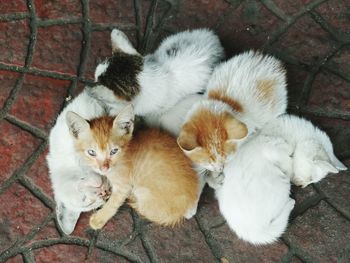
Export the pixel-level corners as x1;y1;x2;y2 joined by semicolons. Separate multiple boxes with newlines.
94;28;224;117
47;88;115;234
216;135;295;245
260;114;347;187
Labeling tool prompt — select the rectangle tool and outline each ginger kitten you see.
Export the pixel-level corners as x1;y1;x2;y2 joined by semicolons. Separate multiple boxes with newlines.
66;105;199;229
177;51;287;180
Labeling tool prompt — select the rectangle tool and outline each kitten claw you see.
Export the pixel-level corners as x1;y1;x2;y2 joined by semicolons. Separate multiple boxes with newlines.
90;213;106;230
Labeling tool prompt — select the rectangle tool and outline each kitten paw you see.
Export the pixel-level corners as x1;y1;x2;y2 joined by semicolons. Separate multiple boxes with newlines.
89;213;107;230
206;172;224;189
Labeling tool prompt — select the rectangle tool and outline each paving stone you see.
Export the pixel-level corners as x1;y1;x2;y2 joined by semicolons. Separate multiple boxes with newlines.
96;206;134;244
272;15;337;66
218;1;282;56
0;0;27;14
34;244;88;263
9;74;70;131
0;183;51;252
89;0;135;26
0;70;20;109
308;70;350;113
25;148;54;199
166;0;230;31
326;46;350;79
318;165;350;219
34;0;82;20
285;201;350;262
31;220;60;243
271;0;314;16
146;218;217;262
209;223;289;263
89;248;131;263
291;185;318;205
0;20;30;67
31;24;83;75
0;120;41;185
316;0;350;33
125;237;150;263
6;254;23;263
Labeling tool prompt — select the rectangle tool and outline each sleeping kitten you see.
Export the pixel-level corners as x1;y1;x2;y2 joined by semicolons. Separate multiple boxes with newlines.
89;28;224;118
216;134;295;245
65;105;199;229
46;88;121;234
260;114;347;187
177;50;287;178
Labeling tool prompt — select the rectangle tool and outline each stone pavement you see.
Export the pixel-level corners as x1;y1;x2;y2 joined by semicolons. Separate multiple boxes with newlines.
0;0;349;262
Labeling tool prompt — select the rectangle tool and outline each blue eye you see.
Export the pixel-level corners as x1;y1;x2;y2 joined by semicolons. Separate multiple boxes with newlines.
87;149;96;157
110;148;118;155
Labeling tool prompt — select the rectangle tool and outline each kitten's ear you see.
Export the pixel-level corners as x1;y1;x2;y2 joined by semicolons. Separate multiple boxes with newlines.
56;201;80;235
314;160;339;174
177;129;200;152
111;29;139;55
225;116;248;140
66;111;90;138
113;104;135;135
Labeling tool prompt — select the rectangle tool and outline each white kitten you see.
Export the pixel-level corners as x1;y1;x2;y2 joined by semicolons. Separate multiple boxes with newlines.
47;88;118;234
91;28;224;117
216;134;295;245
260;114;347;187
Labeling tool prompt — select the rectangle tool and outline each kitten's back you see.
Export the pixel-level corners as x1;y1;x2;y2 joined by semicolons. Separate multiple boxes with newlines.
127;128;199;226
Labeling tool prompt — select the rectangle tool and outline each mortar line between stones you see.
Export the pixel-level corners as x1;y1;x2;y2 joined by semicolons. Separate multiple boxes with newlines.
22;250;36;263
294;107;350;121
214;1;243;31
140;0;158;54
36;17;83;27
91;23;136;32
5;114;48;140
279;247;295;263
260;0;290;22
297;43;345;107
25;0;37;68
262;0;329;50
289;193;324;222
133;0;143;50
0;140;46;195
194;216;222;263
0;12;29;22
281;237;319;263
19;175;55;209
309;10;350;43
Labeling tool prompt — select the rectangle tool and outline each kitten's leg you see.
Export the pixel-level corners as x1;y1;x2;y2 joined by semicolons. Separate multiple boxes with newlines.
184;174;206;219
56;201;81;235
111;29;139;55
89;186;131;230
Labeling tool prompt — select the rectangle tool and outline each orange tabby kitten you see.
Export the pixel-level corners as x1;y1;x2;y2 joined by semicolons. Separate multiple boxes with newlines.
66;105;199;229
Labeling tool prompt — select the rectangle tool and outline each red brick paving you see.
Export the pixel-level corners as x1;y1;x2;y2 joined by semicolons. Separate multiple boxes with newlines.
0;0;349;262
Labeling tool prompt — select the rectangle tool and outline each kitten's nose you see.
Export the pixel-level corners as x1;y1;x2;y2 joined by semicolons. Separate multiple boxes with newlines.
100;165;109;172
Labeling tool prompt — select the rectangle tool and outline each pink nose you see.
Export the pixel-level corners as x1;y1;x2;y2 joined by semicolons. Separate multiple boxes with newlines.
100;165;109;172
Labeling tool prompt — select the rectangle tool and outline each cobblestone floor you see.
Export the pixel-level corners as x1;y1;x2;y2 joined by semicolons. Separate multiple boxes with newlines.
0;0;349;262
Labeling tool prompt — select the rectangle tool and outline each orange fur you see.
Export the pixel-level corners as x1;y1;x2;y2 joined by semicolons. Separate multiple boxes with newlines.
256;79;276;103
83;117;198;229
178;109;247;170
208;89;243;112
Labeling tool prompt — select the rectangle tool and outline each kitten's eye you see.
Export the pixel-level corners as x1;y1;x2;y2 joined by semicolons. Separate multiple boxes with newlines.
87;149;96;157
110;148;118;156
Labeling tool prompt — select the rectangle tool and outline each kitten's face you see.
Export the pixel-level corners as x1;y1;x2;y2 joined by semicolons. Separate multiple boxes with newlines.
66;105;134;175
177;109;247;173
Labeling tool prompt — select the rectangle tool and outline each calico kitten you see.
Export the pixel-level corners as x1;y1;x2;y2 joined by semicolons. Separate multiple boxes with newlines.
47;88;121;235
65;105;199;229
177;51;287;179
260;114;347;187
216;134;295;245
89;28;224;118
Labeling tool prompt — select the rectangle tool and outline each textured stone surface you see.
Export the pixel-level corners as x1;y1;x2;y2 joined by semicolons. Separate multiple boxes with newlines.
0;20;30;67
1;0;350;262
9;75;70;131
32;24;83;75
0;121;41;184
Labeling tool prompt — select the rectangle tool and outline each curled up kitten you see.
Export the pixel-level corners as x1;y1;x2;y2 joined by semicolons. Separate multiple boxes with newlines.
89;27;224;118
177;50;288;186
65;105;200;230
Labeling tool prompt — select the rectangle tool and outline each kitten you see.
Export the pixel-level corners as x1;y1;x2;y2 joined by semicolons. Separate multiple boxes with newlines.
47;87;120;234
177;51;287;178
260;114;347;187
216;134;295;245
89;28;224;118
65;105;199;229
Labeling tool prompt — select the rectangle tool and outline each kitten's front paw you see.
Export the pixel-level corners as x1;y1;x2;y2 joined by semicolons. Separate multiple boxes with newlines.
89;213;107;230
206;172;224;189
